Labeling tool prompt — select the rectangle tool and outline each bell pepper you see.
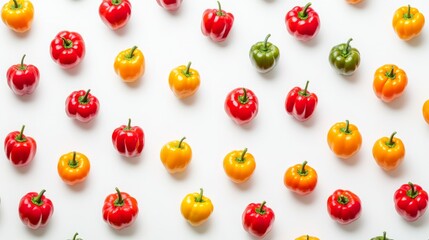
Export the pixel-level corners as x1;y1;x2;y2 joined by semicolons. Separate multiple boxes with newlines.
7;54;39;96
249;34;280;73
371;231;393;240
1;0;33;33
327;189;361;224
394;182;428;222
114;46;145;82
285;81;318;121
372;132;405;171
373;64;408;103
242;201;275;238
70;233;83;240
285;2;320;41
392;5;425;41
112;118;145;158
224;87;259;125
423;100;429;125
160;137;192;174
181;188;214;226
284;161;318;195
102;187;139;229
50;30;86;69
18;189;54;229
223;148;256;183
99;0;131;30
168;62;200;99
327;120;362;159
328;38;360;76
57;151;90;185
156;0;182;11
4;125;36;167
295;235;320;240
201;1;234;42
65;89;100;123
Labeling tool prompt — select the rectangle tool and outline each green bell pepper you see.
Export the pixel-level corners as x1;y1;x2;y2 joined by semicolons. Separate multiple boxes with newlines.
370;231;393;240
329;38;360;76
249;34;280;73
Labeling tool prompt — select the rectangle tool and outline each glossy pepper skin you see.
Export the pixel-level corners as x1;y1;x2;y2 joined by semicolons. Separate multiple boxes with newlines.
160;137;192;173
285;81;318;121
327;120;362;159
156;0;182;11
114;46;145;82
168;62;200;99
392;5;425;41
18;189;54;229
284;161;318;195
295;235;319;240
1;0;34;33
201;1;234;42
103;188;139;230
285;2;320;41
4;125;36;167
423;100;429;125
223;148;256;183
327;189;361;224
99;0;131;30
57;151;90;185
50;31;86;69
65;89;100;123
394;182;428;222
112;119;145;158
249;34;280;73
372;132;405;171
373;65;407;102
242;201;275;238
329;38;360;75
225;88;258;125
181;188;214;226
7;54;39;96
371;231;392;240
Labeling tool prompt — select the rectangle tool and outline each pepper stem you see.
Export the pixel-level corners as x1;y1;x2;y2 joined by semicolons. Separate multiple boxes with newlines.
236;148;248;163
184;61;192;77
238;88;249;104
72;232;79;240
256;201;267;215
306;235;310;240
298;161;309;176
127;46;138;59
299;81;310;96
19;54;27;70
69;151;78;168
12;0;19;8
263;34;271;51
343;38;353;55
386;131;397;148
195;188;204;202
61;37;73;49
178;137;186;148
81;89;91;104
216;1;224;16
298;2;312;19
337;195;349;205
16;125;26;142
407;4;412;19
407;182;419;199
124;118;132;131
111;0;122;5
114;187;124;206
32;189;46;206
382;232;386;240
341;120;351;134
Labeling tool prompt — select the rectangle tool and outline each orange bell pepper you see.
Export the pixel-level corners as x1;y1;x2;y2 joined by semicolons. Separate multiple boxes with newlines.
180;188;213;226
284;161;317;195
1;0;33;33
223;148;256;183
327;120;362;159
392;5;425;41
114;46;145;82
372;132;405;171
373;64;408;103
57;151;90;185
169;62;200;99
160;137;192;174
423;100;429;125
295;235;320;240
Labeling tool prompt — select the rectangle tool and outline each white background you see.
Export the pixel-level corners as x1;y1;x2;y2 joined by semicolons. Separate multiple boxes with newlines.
0;0;428;239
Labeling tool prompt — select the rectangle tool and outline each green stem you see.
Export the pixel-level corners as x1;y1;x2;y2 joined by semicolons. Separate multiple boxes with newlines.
19;54;27;70
195;188;204;202
111;0;122;5
69;151;78;168
32;189;46;206
124;118;132;131
178;137;186;148
61;37;73;49
127;46;138;59
72;232;79;240
114;187;124;206
337;195;349;205
236;148;248;163
216;1;224;16
256;201;266;215
298;3;312;20
341;120;351;134
298;161;308;176
386;132;397;148
263;34;271;51
16;125;26;142
299;81;310;96
343;38;353;55
306;235;310;240
183;62;192;77
80;89;91;104
407;5;411;19
407;182;418;199
386;66;396;79
382;232;386;240
13;0;19;8
238;88;249;104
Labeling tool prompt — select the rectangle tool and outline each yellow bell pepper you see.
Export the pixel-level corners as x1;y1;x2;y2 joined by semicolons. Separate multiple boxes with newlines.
168;62;200;99
223;148;256;183
114;46;145;82
160;137;192;174
295;235;320;240
327;120;362;159
180;188;213;226
1;0;34;33
392;5;425;41
57;151;90;185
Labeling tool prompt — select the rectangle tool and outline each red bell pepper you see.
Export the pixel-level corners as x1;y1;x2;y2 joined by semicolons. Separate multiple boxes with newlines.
394;182;428;222
285;2;320;41
242;201;275;238
327;189;361;224
7;54;39;96
18;189;54;229
4;125;37;167
156;0;183;11
285;81;318;121
50;30;85;69
65;89;100;123
112;119;145;158
224;87;258;125
201;1;234;42
99;0;132;30
102;187;139;230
